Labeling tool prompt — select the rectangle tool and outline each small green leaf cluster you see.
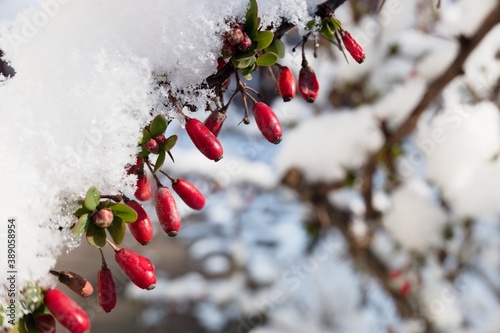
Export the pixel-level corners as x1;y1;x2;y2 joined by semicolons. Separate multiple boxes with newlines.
222;0;285;80
138;114;177;172
306;15;342;40
72;186;138;248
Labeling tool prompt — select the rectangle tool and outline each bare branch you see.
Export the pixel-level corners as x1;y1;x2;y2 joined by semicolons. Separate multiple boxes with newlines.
362;1;500;220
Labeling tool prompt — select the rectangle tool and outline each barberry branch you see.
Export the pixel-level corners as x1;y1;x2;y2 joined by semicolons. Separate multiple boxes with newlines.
361;0;500;221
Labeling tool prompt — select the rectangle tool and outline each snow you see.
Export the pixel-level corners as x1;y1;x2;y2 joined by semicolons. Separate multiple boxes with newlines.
383;178;447;252
275;108;383;182
419;101;500;219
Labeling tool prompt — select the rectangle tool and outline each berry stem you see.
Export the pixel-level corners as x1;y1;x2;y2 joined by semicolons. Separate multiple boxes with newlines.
268;66;279;94
158;169;177;184
99;248;108;270
241;94;251;125
106;239;120;253
335;29;350;63
301;34;310;68
144;159;163;187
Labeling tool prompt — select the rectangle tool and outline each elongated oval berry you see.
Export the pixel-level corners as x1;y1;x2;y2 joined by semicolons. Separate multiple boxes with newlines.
98;268;116;312
172;178;206;210
278;66;296;102
341;30;365;64
252;102;283;144
44;289;90;333
203;111;227;137
298;65;319;103
154;186;181;237
126;200;153;245
50;270;93;298
134;172;151;201
34;314;56;333
185;118;224;161
115;248;156;290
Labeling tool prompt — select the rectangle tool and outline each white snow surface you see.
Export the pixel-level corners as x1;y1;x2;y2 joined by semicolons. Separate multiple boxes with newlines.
383;178;447;252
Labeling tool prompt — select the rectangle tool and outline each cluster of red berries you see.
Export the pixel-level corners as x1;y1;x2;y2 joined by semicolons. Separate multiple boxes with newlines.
24;3;369;332
222;23;252;57
277;63;320;104
26;241;157;332
128;155;206;238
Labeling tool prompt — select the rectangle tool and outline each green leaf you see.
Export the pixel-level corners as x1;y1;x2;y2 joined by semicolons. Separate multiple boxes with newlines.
241;63;256;79
111;203;138;223
255;31;274;50
107;217;125;245
74;206;90;218
162;134;177;151
150;114;168;137
265;39;285;58
246;0;258;19
137;148;150;158
232;56;255;69
138;129;152;145
84;186;100;211
306;19;317;31
154;150;166;173
328;17;342;31
244;0;259;39
256;52;278;67
321;22;334;40
86;223;107;248
233;50;256;61
74;214;91;239
97;199;112;209
18;317;29;333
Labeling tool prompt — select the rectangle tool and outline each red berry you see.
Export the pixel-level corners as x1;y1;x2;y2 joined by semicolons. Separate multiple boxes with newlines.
203;111;227;137
185;118;224;161
97;268;116;312
44;289;90;333
252;102;283;144
145;138;160;154
389;269;402;280
238;35;252;51
92;208;114;229
341;30;365;64
34;314;56;333
154;186;181;237
400;281;411;296
134;172;152;201
126;200;153;245
298;65;319;103
115;248;156;290
50;270;93;298
226;28;244;46
278;66;296;102
173;178;206;210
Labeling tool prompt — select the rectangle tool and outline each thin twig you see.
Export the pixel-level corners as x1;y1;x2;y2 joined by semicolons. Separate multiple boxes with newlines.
361;2;500;221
